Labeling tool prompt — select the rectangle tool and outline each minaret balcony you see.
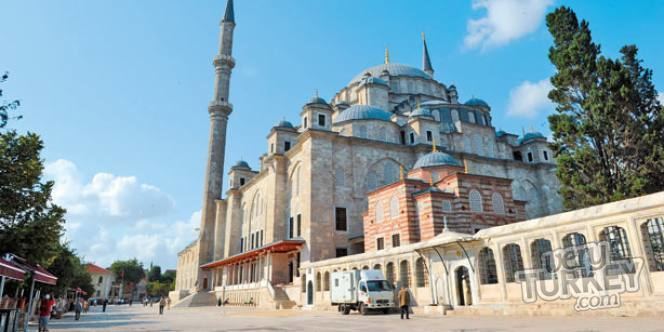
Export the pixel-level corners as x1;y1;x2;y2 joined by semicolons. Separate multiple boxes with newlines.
209;101;233;115
213;54;235;68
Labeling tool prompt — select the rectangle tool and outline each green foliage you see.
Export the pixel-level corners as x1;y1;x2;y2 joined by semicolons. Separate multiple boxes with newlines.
161;270;176;283
0;130;65;266
146;280;173;297
546;6;664;210
147;265;162;281
110;259;145;285
0;72;22;128
46;243;95;297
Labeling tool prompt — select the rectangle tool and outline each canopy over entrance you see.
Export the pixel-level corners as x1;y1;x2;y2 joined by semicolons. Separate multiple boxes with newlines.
0;257;26;281
200;239;305;269
1;253;58;285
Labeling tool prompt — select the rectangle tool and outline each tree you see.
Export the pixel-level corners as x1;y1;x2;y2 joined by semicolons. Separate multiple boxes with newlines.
0;72;22;128
47;243;94;297
146;280;172;297
110;259;145;296
0;130;66;266
546;6;664;209
148;265;161;282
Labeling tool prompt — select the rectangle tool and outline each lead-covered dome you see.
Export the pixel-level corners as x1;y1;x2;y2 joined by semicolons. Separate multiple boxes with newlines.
274;120;294;129
413;151;462;169
231;160;251;170
518;132;546;145
334;105;393;123
464;98;490;108
350;63;432;85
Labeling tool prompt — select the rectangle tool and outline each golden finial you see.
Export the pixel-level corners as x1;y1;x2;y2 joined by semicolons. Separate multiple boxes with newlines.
384;47;390;64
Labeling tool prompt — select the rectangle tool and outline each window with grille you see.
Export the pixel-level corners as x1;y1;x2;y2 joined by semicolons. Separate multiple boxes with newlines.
323;271;330;291
491;192;505;214
502;244;524;282
642;217;664;272
318;114;326;127
376;238;384;250
284;141;291;151
562;232;592;278
415;258;428;287
426;131;433;142
335;248;348;257
335;207;347;231
316;272;321;291
600;226;634;275
392;234;400;248
531;239;554;280
386;263;395;284
479;247;498;284
399;260;410;288
469;189;483;212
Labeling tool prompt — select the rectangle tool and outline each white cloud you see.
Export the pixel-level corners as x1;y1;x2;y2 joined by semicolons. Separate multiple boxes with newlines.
658;92;664;104
507;78;554;118
44;159;198;269
464;0;553;50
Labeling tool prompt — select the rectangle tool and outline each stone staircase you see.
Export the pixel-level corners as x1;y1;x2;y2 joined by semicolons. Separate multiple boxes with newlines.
172;291;216;308
272;286;296;309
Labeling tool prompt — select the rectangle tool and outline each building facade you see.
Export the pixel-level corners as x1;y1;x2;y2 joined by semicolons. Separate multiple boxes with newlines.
172;0;564;308
85;263;114;300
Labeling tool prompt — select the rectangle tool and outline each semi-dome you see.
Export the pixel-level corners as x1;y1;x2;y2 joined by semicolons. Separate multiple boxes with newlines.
409;107;433;119
413;151;462;169
274;120;294;129
518;132;546;145
350;63;432;85
231;160;251;170
334;104;393;123
464;98;490;108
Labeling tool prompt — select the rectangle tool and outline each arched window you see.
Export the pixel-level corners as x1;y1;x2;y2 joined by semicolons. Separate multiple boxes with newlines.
531;239;554;280
599;226;634;275
468;111;476;124
399;260;410;288
323;271;330;291
641;217;664;272
469;189;483;212
451;109;459;122
562;232;592;278
375;201;384;223
383;162;398;185
502;244;524;282
415;258;428;287
316;272;321;292
491;192;505;215
385;262;395;285
373;263;382;272
478;247;498;284
390;196;399;219
362;265;369;270
301;275;306;293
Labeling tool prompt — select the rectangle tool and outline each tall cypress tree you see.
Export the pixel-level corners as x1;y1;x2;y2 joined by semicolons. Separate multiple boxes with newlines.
546;7;664;209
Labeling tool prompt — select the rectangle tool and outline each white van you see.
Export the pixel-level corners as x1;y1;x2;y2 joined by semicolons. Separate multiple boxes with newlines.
330;269;395;315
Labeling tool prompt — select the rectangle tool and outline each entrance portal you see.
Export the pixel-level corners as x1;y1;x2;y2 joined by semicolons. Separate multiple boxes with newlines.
307;281;314;305
455;266;472;306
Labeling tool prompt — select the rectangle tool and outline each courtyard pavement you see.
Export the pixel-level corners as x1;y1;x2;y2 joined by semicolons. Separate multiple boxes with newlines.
46;304;664;332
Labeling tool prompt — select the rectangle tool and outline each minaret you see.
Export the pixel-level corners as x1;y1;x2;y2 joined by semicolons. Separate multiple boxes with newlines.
422;32;434;77
197;0;235;290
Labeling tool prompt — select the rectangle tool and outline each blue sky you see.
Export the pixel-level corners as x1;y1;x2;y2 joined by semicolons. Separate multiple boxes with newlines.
2;0;663;269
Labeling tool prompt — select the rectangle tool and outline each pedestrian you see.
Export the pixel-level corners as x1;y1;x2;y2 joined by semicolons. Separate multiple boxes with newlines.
159;296;166;315
38;294;56;332
166;297;171;310
150;298;153;307
398;287;411;320
83;299;89;313
144;296;149;307
74;298;83;321
129;298;133;306
102;298;108;313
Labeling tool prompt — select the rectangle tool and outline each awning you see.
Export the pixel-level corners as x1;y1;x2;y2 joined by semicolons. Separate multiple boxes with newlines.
33;265;58;285
0;257;26;281
0;254;58;285
201;239;305;269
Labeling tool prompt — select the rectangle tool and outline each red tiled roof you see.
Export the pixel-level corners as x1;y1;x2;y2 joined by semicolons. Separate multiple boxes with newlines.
86;263;112;275
200;239;304;269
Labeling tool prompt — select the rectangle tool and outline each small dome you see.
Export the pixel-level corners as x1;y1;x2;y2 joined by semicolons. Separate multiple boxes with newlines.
274;120;294;129
495;130;507;137
333;105;393;123
350;63;432;85
409;107;433;119
464;98;490;108
518;132;546;145
231;160;251;170
307;96;328;105
413;151;462;169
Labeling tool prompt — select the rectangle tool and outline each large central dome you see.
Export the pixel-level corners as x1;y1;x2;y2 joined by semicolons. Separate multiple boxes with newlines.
350;63;432;85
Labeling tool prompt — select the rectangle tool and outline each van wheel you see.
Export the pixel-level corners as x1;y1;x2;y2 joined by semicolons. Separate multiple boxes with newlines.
342;305;350;315
359;303;368;315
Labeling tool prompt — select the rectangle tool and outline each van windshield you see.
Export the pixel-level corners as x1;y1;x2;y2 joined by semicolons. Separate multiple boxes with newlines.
366;280;393;292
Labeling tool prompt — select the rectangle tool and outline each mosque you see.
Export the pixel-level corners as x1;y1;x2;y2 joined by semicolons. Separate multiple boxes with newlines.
169;0;664;315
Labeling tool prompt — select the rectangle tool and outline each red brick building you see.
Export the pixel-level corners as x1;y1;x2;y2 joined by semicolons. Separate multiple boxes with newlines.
363;150;526;252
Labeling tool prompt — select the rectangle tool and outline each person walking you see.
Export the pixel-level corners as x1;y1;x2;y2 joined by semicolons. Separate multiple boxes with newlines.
102;298;108;312
38;294;56;332
158;296;166;315
144;296;148;307
398;287;411;320
74;298;83;321
166;297;171;310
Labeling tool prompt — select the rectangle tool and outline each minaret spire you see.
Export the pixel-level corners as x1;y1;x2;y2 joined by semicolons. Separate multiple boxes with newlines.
384;47;390;64
197;0;237;291
422;32;434;77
